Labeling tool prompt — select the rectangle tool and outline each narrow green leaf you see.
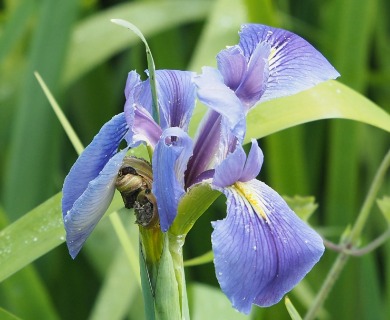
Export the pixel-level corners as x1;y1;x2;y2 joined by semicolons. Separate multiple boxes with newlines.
285;297;303;320
111;19;159;124
0;307;21;320
140;243;156;320
3;0;78;219
184;250;213;267
34;72;84;154
62;1;212;87
0;193;123;282
245;80;390;142
377;196;390;225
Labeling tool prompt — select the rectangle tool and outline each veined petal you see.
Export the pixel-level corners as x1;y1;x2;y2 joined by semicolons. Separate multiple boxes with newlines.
124;70;141;100
213;140;263;188
194;67;246;140
156;70;196;131
132;106;162;147
240;139;263;182
212;179;324;313
152;127;193;231
238;24;340;103
217;46;247;92
213;142;246;188
218;44;270;108
124;71;160;147
62;113;128;215
64;149;128;259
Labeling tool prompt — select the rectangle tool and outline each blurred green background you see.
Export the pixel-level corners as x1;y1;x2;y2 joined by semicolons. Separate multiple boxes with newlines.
0;0;389;319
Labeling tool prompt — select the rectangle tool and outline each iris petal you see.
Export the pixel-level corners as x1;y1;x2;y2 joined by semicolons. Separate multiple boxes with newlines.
217;46;247;92
213;140;263;188
194;67;246;140
218;43;270;108
212;179;324;313
239;139;263;182
152;127;193;231
213;143;246;188
156;70;196;131
64;149;128;259
62;113;128;215
238;24;340;103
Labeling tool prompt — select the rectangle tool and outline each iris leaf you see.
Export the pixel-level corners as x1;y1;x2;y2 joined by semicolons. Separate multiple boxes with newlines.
62;1;212;87
0;193;123;282
245;80;390;141
285;297;303;320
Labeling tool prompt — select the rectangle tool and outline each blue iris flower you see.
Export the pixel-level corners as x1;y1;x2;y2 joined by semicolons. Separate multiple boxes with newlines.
62;24;339;313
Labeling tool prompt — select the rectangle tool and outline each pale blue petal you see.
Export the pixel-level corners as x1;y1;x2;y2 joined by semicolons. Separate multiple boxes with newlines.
239;139;263;182
64;149;128;258
124;70;141;99
213;143;246;188
62;113;128;215
238;24;340;103
213;140;263;188
152;127;193;231
194;67;246;140
217;46;247;92
212;179;324;313
218;43;270;108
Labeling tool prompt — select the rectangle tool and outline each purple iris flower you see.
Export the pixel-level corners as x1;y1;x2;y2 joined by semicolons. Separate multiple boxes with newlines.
62;23;339;314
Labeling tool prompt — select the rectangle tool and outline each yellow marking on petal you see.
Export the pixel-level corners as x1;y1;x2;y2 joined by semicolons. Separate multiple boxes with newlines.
268;47;277;63
234;181;268;221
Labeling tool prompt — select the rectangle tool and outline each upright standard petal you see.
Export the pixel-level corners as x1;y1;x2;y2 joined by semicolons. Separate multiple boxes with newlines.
217;43;270;108
212;179;324;314
213;140;263;188
156;70;196;131
193;67;246;140
64;149;128;258
62;113;128;215
237;24;340;103
152;127;193;231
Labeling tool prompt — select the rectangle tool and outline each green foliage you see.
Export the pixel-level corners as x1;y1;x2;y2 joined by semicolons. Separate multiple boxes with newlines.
377;196;390;225
1;0;390;319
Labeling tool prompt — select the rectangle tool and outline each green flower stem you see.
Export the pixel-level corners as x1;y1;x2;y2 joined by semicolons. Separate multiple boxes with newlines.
168;233;190;320
304;148;390;320
139;228;189;319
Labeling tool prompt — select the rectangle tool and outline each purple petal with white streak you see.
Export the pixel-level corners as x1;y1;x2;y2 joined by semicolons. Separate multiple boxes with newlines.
194;67;246;141
213;140;263;188
152;127;193;231
156;70;196;131
62;113;128;216
64;149;128;258
212;179;324;314
238;24;340;103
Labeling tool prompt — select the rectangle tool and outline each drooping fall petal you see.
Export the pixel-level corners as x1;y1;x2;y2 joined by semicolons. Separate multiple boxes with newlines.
212;179;324;313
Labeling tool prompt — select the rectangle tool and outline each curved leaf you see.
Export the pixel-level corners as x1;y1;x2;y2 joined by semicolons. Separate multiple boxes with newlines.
0;193;123;282
245;80;390;142
62;1;212;87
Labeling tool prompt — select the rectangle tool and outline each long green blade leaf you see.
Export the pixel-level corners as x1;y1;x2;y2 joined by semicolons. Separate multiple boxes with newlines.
245;80;390;142
0;193;123;282
62;1;212;87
